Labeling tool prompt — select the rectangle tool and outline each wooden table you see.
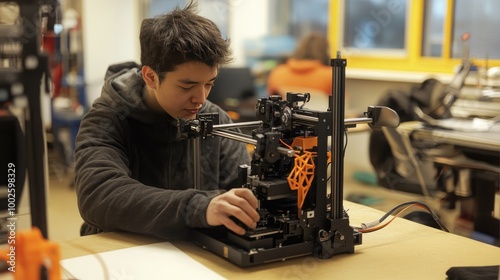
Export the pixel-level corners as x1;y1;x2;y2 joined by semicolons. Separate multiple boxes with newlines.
59;201;500;280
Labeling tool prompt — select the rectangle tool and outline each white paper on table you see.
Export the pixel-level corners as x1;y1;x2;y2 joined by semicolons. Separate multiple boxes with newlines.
61;242;226;280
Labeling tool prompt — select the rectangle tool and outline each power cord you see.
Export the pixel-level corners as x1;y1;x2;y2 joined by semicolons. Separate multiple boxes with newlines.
354;201;450;233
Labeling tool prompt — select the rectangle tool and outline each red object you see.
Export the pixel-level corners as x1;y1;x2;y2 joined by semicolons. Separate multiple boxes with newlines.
41;31;63;97
461;32;470;42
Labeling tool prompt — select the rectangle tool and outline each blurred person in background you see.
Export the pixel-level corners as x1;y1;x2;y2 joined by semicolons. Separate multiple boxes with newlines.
267;32;332;97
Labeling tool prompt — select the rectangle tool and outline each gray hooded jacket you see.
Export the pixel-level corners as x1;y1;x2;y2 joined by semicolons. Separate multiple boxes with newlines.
74;62;251;239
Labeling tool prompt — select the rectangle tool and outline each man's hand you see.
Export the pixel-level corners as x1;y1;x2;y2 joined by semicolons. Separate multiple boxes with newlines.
206;188;260;235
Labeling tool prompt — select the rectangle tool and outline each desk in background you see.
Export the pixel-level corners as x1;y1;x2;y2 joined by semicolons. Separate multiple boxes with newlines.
397;121;500;245
400;121;500;153
59;201;500;280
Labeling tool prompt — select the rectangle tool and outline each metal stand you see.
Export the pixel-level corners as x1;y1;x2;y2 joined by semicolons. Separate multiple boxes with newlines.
0;0;53;238
330;51;346;220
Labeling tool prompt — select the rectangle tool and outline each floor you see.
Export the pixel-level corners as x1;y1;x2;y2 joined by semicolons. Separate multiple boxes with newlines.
47;158;83;242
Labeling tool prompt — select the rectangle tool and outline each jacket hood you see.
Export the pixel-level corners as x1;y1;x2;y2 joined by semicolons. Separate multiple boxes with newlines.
98;61;173;124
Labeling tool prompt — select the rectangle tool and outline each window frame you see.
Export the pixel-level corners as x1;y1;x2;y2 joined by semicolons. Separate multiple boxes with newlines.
329;0;500;74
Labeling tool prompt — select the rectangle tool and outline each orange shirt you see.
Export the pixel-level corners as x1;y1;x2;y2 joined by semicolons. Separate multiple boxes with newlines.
267;58;333;96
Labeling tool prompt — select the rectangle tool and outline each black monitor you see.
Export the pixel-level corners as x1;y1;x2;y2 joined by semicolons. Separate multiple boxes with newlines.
0;112;26;214
208;67;256;107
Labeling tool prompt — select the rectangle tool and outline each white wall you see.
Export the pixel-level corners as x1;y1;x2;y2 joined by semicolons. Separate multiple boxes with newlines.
81;0;268;104
82;0;141;106
227;0;269;66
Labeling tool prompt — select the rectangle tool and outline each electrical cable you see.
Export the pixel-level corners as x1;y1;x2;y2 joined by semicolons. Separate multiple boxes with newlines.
343;129;348;155
323;130;347;183
355;201;450;233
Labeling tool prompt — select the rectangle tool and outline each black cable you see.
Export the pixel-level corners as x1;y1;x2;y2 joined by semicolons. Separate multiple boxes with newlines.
343;129;348;155
324;130;347;182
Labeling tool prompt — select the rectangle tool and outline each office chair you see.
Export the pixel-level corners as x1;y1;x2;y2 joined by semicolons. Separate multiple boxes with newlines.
207;67;256;122
369;81;454;198
379;122;458;198
370;59;473;197
208;67;255;106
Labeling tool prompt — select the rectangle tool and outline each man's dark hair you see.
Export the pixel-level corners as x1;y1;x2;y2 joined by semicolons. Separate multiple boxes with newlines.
139;1;232;80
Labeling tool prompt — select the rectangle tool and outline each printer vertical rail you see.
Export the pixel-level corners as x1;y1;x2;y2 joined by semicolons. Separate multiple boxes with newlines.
330;52;346;220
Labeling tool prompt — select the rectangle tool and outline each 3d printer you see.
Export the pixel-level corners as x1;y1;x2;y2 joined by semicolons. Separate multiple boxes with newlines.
180;54;399;267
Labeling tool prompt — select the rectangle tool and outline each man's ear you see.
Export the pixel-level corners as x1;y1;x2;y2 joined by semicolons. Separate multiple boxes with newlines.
142;66;157;89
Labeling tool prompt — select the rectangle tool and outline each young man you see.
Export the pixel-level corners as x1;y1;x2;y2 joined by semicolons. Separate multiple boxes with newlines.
74;2;259;240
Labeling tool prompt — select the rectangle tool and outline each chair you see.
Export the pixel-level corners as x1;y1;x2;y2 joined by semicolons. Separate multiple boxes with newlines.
207;67;256;122
383;119;500;202
208;67;256;106
380;121;456;198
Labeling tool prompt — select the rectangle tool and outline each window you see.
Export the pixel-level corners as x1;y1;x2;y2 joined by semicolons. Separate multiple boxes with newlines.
451;0;500;60
330;0;500;74
342;0;408;55
289;0;329;38
268;0;329;38
422;0;445;57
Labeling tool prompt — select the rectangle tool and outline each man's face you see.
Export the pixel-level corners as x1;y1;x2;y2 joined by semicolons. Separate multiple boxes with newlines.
153;61;218;119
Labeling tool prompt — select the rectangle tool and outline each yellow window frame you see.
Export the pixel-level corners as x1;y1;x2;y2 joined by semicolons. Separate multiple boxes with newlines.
329;0;500;74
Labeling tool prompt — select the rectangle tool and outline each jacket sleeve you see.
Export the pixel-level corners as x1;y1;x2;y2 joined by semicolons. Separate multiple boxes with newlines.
74;103;221;240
